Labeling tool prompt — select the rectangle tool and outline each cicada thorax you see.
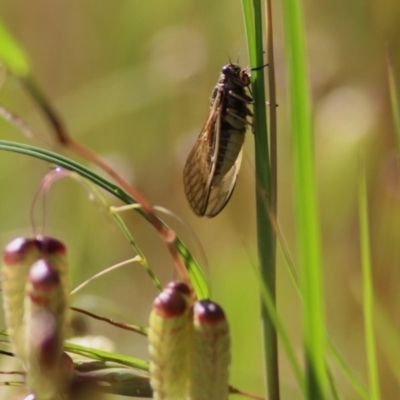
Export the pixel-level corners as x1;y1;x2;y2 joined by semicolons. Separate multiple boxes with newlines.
183;63;253;217
212;65;252;179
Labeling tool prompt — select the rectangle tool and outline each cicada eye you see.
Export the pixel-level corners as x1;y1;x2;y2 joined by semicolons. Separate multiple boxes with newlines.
222;64;231;75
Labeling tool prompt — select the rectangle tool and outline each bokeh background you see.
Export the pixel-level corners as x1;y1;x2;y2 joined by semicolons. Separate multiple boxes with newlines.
0;0;400;399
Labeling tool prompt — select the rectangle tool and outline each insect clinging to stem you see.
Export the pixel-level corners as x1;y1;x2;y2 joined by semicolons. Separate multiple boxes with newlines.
183;62;258;217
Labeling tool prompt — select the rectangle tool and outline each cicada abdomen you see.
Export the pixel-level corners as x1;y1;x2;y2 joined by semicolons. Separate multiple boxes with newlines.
148;281;193;400
189;300;230;400
183;63;253;217
24;258;72;399
1;236;70;365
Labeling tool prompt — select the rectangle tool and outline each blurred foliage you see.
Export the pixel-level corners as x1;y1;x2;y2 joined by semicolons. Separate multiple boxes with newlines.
0;0;400;399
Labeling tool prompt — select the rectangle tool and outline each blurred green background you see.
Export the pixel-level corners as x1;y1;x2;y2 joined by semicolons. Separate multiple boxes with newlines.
0;0;400;399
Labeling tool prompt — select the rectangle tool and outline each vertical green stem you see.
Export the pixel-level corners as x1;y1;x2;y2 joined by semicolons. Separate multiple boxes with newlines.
386;47;400;159
358;155;381;400
280;0;328;397
242;1;279;399
265;0;278;215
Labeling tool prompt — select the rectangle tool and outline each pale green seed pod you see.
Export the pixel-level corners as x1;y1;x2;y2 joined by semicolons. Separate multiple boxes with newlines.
24;257;70;343
2;236;70;364
148;281;193;400
24;259;72;400
189;300;230;400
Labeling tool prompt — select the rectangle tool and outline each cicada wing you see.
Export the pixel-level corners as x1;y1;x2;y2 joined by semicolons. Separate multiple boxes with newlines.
203;148;243;217
183;92;223;216
183;147;209;216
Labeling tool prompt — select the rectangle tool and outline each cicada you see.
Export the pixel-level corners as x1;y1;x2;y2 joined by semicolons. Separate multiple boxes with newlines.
183;63;253;217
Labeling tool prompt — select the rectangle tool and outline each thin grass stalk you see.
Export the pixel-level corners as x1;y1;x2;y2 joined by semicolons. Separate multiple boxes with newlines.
242;1;278;399
0;18;195;293
280;0;328;397
373;301;400;387
265;0;278;214
257;269;303;390
0;20;30;76
0;140;211;300
386;47;400;158
382;48;400;388
327;339;369;400
358;155;381;400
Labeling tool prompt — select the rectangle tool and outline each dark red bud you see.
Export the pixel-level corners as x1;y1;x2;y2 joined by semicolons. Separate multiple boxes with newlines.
3;236;66;266
3;237;37;265
164;281;192;296
36;236;66;256
29;260;60;289
153;289;187;318
193;300;226;325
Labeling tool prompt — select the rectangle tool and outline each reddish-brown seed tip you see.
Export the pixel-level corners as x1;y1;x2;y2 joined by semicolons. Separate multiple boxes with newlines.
3;236;66;266
36;236;66;256
193;300;226;324
164;281;192;296
153;289;187;318
3;237;36;265
29;260;60;289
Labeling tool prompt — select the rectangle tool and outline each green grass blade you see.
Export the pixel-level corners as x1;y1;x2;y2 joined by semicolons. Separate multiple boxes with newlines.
73;363;152;398
0;19;30;76
0;140;210;300
242;1;279;399
327;339;369;400
0;329;148;371
257;268;303;390
373;301;400;387
66;177;163;292
386;47;400;158
242;1;255;48
174;239;210;300
280;0;328;397
0;18;66;144
112;212;162;291
358;156;381;400
65;341;149;371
